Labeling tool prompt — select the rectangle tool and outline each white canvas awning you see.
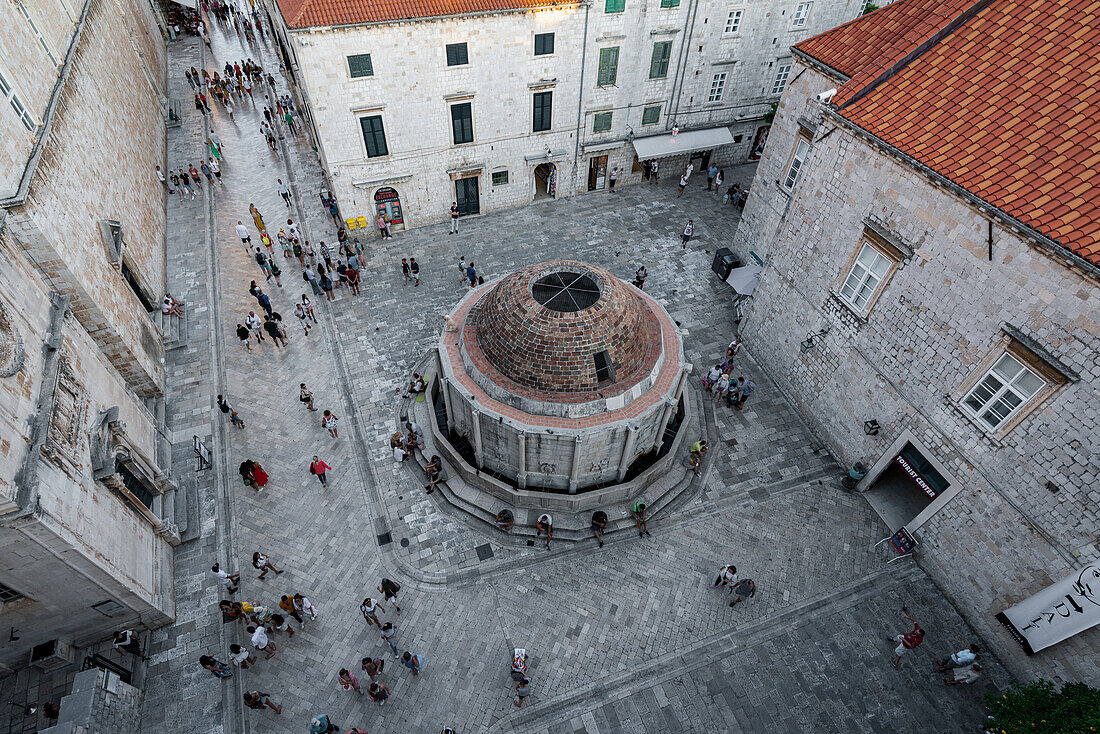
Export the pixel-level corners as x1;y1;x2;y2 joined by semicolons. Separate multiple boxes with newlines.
632;126;736;160
725;263;762;296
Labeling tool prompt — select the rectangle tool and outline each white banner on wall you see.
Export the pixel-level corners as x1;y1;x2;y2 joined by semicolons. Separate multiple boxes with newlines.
997;563;1100;654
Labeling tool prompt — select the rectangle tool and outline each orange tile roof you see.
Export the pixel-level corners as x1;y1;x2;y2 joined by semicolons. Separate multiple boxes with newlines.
278;0;575;29
796;0;1100;266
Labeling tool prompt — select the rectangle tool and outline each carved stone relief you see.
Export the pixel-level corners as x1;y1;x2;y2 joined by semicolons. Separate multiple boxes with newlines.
41;353;88;473
0;303;25;377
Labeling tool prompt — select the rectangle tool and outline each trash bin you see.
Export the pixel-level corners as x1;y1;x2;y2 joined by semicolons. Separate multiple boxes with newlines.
712;248;737;280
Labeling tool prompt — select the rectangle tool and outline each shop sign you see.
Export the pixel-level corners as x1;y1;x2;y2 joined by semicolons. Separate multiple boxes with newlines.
893;453;937;499
997;564;1100;654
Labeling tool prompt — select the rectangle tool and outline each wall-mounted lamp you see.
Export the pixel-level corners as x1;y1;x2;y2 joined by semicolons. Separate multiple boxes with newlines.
863;419;880;436
799;325;831;353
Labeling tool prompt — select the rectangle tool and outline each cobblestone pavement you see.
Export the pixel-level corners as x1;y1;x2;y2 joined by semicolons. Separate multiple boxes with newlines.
143;19;1010;734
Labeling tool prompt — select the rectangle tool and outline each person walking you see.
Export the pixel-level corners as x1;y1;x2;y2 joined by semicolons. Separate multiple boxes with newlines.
608;167;619;193
235;221;252;247
299;383;317;411
401;650;423;676
536;513;553;550
200;160;214;187
243;691;281;714
706;163;718;191
254;247;272;280
309;455;332;486
650;159;659;185
677;172;688;198
713;168;724;196
295;303;312;335
246;311;265;344
250;203;266;233
346;264;361;295
169;170;183;200
293;592;319;622
591;510;608;547
210;563;239;593
631;501;650;537
449;202;459;233
338;668;364;695
277;178;291;206
378;578;401;612
304;265;322;297
734;378;755;410
179;168;195;200
300;294;316;322
401;258;411;285
269;613;296;639
409;257;420;286
367;681;391;707
229;643;255;669
361;656;386;683
458;257;467;286
466;262;478;288
380;622;399;657
252;551;282;579
236;323;251;351
217;394;234;421
248;625;276;658
711;564;737;589
321;410;339;438
209;157;222;185
360;597;385;628
113;629;148;660
514;676;531;707
263;315;286;347
728;578;756;607
681;219;694;248
891;610;925;667
199;654;233;679
279;594;305;628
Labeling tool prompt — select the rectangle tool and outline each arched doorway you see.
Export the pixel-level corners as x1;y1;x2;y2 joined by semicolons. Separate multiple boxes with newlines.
533;163;556;200
374;187;404;229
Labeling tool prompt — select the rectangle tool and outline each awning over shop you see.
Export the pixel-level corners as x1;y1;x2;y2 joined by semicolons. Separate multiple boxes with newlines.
632;126;736;160
725;263;762;296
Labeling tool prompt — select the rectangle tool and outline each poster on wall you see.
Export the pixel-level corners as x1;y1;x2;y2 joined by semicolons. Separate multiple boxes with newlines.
996;563;1100;654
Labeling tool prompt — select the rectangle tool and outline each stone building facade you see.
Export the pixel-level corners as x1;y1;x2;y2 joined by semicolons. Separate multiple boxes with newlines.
730;0;1100;683
0;0;178;672
264;0;865;230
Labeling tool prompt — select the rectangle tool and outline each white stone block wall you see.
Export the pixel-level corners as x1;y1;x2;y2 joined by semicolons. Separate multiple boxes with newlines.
730;58;1100;684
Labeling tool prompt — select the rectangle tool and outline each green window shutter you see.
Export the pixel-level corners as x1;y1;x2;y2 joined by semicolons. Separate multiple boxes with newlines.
604;0;625;13
492;171;509;186
360;116;388;157
348;54;373;78
446;43;469;66
660;0;680;7
641;105;661;124
593;112;612;132
451;103;473;144
597;47;619;86
533;92;552;132
534;33;554;55
649;42;671;79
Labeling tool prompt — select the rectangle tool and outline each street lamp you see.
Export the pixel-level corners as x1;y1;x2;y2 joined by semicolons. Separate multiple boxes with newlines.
863;419;880;436
799;325;830;353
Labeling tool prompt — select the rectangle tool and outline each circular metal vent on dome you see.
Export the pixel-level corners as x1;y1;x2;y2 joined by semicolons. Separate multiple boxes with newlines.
531;271;601;312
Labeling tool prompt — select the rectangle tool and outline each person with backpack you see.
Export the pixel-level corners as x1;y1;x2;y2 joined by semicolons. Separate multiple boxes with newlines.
308;714;338;733
378;578;401;612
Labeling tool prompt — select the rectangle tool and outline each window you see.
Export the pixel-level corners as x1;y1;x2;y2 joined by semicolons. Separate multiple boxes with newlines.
792;1;812;27
492;171;509;186
533;91;553;132
772;61;792;94
597;47;620;86
660;0;680;7
641;104;661;125
0;68;35;132
17;2;58;66
725;8;743;33
121;260;156;312
593;111;612;132
91;599;126;618
446;43;469;67
782;135;810;189
593;350;615;383
963;354;1044;430
605;0;625;12
708;72;727;102
359;115;388;157
348;54;373;78
0;581;25;603
838;242;890;310
450;102;473;144
534;32;555;55
650;42;672;79
116;459;154;510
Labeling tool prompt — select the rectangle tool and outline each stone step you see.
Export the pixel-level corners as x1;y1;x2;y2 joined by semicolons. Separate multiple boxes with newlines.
153;308;188;351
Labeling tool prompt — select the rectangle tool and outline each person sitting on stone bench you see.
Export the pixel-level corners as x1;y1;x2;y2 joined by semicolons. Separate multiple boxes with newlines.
494;509;514;532
403;373;427;398
162;292;184;317
424;455;443;494
405;421;424;452
591;510;608;548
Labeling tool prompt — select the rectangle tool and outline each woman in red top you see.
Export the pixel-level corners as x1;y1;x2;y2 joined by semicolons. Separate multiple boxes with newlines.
309;455;331;486
251;462;269;490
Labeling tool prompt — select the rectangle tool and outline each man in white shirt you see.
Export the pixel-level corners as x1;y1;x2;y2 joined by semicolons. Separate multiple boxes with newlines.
210;563;239;593
245;311;265;342
936;644;979;671
248;625;276;658
235;221;251;245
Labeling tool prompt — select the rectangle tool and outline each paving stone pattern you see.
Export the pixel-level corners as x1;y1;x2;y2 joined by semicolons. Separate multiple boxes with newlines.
143;19;1010;734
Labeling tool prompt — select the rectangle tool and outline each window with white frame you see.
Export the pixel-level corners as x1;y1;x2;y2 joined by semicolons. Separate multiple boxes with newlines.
792;2;812;28
838;242;891;310
0;68;35;132
725;8;744;34
17;2;58;66
708;72;727;102
772;61;792;95
963;354;1044;430
782;135;810;190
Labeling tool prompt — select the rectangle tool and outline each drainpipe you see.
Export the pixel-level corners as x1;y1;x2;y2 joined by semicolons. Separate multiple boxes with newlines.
517;432;527;489
568;434;583;493
572;2;591;190
668;0;701;128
